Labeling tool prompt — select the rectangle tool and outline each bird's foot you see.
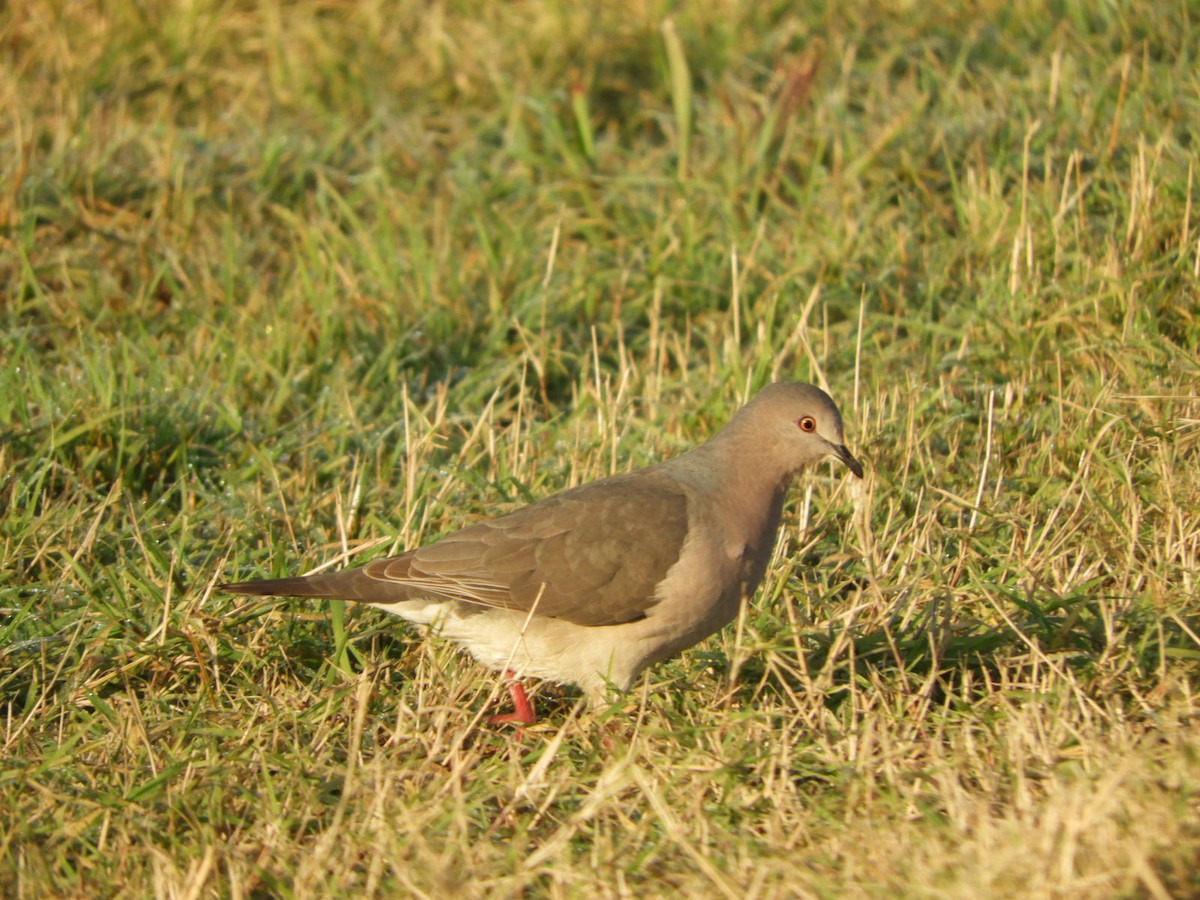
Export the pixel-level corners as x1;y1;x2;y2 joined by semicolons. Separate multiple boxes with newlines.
487;673;536;726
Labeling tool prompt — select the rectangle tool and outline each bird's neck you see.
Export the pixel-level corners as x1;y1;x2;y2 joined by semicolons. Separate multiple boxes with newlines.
680;433;796;546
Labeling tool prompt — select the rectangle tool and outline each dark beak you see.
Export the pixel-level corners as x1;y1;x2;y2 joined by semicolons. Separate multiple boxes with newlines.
833;444;864;479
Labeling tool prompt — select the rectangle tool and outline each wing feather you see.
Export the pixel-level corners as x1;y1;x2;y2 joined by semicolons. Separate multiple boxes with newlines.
369;474;690;626
224;472;692;627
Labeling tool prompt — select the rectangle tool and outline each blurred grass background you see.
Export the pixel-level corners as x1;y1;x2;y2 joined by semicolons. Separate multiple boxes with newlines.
2;0;1198;895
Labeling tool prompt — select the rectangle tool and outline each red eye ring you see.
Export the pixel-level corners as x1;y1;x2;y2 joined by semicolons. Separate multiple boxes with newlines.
798;416;816;433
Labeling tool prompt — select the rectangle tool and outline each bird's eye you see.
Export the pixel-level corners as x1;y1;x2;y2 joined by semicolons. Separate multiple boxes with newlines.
798;416;816;432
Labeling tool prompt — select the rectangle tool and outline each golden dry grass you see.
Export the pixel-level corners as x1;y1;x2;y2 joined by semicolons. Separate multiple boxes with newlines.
2;0;1198;896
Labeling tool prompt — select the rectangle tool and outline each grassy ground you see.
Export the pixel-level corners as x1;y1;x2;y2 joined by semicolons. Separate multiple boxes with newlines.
3;0;1199;895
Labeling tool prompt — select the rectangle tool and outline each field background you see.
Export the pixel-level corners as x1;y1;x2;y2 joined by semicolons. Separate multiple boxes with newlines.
3;0;1199;896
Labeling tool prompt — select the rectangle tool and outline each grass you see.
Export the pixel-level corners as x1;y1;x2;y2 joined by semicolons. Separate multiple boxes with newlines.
2;0;1199;895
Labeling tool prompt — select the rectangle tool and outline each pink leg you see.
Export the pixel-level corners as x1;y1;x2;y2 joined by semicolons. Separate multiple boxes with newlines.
487;670;537;725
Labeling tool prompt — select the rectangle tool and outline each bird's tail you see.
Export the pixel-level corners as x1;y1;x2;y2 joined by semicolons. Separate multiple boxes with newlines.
219;576;337;598
219;564;417;605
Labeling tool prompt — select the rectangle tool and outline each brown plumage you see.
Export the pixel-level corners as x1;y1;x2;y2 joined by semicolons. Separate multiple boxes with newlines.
222;382;863;716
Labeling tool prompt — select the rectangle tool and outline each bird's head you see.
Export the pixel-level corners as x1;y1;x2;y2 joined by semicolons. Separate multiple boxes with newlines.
733;382;864;479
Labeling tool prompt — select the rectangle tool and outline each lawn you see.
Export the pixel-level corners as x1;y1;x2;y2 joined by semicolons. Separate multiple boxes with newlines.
2;0;1198;896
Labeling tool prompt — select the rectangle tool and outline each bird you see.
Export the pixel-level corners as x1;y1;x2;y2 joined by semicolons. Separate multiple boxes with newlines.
221;382;863;724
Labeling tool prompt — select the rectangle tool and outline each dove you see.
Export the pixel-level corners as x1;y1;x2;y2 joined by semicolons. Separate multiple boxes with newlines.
222;382;863;723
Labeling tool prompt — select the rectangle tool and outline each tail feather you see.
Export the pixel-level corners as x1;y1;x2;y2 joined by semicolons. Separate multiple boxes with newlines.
219;568;415;604
219;576;339;599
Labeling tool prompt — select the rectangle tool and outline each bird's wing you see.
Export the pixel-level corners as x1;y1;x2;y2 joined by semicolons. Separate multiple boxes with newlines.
358;475;691;626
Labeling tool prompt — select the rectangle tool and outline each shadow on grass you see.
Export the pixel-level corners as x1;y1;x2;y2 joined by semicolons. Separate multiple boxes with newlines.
725;587;1199;715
